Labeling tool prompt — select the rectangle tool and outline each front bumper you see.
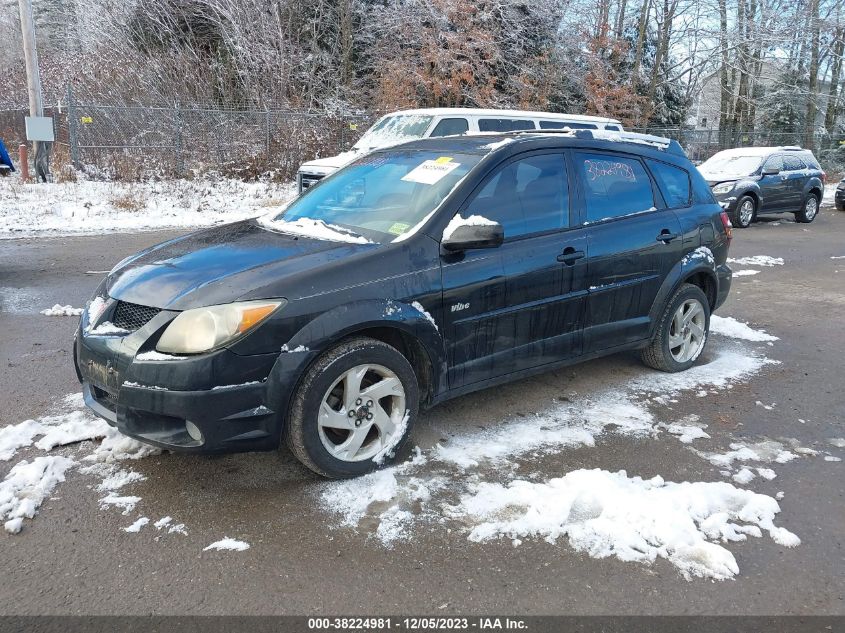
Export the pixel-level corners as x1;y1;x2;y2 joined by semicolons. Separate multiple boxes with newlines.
835;187;844;208
714;192;740;212
74;299;312;453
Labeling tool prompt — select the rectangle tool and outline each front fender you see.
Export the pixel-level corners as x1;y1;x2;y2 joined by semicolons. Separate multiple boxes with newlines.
263;298;446;426
647;247;719;338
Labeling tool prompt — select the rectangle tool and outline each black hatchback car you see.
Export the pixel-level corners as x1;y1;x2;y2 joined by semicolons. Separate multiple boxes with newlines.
75;130;733;478
698;146;825;228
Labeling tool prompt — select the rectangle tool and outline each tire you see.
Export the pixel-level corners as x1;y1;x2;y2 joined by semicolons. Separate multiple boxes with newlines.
641;283;710;373
285;336;419;478
795;193;819;223
837;202;845;212
731;195;757;228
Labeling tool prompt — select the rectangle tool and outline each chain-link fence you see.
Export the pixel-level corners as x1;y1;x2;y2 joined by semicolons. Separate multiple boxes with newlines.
3;101;843;181
0;94;373;181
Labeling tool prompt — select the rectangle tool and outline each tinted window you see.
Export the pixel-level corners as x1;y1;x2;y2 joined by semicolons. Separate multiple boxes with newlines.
464;153;568;237
478;118;536;132
801;153;820;169
646;159;691;208
429;118;469;137
605;124;622;131
576;152;655;222
782;155;806;171
539;120;597;130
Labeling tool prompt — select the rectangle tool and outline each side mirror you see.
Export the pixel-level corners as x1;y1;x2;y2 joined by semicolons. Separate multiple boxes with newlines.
761;167;780;176
441;222;504;252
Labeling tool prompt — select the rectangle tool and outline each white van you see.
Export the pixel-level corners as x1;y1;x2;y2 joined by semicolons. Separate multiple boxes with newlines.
296;108;624;192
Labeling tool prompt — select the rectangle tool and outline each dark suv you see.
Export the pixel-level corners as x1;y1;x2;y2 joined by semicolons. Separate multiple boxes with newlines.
698;147;825;228
74;130;733;478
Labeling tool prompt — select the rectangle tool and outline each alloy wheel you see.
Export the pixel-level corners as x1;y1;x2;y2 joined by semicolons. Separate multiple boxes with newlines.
739;199;754;226
668;299;706;363
804;196;818;221
317;363;406;462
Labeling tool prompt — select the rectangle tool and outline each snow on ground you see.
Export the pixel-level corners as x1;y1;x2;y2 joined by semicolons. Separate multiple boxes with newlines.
732;269;760;277
203;537;250;552
318;338;805;580
457;469;798;580
123;517;149;533
727;256;784;267
822;183;837;205
1;456;76;533
40;304;83;316
0;176;296;238
710;315;778;342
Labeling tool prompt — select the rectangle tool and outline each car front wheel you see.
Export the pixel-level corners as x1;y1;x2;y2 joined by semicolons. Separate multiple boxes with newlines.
285;336;419;478
641;283;710;373
732;195;756;228
795;194;819;223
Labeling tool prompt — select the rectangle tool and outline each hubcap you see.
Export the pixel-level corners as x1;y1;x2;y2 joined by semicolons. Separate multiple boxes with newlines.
668;299;707;363
805;197;817;220
739;199;754;225
318;363;406;462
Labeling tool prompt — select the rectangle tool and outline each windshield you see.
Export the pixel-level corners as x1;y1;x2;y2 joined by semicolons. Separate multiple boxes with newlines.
352;115;434;151
700;154;763;177
262;150;481;242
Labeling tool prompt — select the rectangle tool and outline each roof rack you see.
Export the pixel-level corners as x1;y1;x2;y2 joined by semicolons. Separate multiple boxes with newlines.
504;128;683;155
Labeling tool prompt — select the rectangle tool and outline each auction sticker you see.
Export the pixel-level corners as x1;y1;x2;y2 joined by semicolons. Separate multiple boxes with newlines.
402;158;460;185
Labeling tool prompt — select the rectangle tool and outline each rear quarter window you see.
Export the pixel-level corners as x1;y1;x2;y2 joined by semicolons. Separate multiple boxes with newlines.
646;159;691;208
539;120;597;130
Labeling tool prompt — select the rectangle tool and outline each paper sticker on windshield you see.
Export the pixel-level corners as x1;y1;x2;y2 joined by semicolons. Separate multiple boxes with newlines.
402;159;460;185
388;222;410;235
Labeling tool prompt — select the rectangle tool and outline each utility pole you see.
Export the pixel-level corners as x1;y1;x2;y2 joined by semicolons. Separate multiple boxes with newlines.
18;0;50;181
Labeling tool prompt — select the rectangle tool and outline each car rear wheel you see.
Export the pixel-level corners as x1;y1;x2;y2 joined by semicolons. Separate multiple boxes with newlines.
732;195;756;228
641;283;710;373
285;336;418;478
795;194;819;223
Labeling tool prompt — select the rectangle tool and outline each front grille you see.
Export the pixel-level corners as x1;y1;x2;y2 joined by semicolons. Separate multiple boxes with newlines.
112;301;161;331
91;385;117;412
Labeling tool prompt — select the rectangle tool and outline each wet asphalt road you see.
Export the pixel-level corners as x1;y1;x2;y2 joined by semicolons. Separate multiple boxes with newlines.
0;206;843;616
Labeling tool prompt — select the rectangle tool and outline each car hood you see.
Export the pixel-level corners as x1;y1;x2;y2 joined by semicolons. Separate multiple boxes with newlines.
106;220;377;310
299;151;360;173
699;169;751;184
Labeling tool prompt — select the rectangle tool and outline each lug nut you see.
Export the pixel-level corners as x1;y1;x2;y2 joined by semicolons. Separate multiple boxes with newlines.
366;413;373;421
366;400;373;407
348;411;355;418
355;398;362;406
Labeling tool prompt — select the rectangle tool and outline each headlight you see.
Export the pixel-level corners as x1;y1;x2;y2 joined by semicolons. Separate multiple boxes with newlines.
156;299;285;354
712;181;736;194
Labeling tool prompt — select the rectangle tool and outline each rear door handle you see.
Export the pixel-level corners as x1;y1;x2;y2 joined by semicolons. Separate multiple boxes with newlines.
656;230;680;243
557;248;585;264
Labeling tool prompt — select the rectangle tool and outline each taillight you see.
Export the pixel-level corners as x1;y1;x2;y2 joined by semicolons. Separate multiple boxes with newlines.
821;170;827;184
720;211;733;241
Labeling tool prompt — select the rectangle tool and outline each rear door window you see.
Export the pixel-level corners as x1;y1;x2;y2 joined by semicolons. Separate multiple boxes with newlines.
576;152;656;223
478;118;536;132
646;159;691;208
464;153;569;238
429;118;470;137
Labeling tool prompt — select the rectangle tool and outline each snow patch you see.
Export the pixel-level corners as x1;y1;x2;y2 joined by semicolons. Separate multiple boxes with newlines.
1;456;76;533
411;301;438;331
442;213;497;240
203;537;250;552
123;517;149;533
88;321;129;336
136;350;187;361
457;469;797;580
40;304;83;316
257;216;373;244
732;269;760;277
710;315;778;342
727;256;784;267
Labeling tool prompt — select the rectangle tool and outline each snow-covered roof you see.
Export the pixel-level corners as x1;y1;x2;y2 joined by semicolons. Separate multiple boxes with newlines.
708;146;806;158
382;107;621;125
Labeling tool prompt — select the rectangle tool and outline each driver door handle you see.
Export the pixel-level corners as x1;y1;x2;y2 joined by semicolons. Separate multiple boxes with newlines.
557;247;585;264
656;230;680;243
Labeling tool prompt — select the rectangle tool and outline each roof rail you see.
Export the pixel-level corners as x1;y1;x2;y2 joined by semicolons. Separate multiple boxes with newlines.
509;128;683;155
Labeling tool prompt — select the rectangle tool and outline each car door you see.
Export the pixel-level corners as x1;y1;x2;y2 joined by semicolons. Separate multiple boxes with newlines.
780;154;807;210
759;154;788;211
441;151;588;389
573;150;683;352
